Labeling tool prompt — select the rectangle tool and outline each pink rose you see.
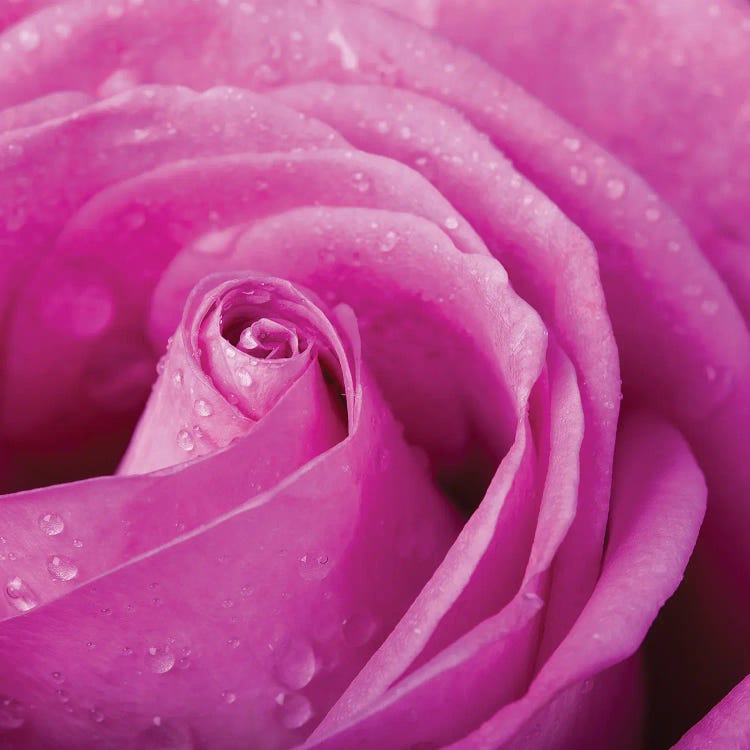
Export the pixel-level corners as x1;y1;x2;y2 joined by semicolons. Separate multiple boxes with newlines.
0;1;745;748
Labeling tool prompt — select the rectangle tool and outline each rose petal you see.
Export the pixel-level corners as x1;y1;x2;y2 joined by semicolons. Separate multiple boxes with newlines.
0;287;459;747
119;274;348;475
672;673;750;750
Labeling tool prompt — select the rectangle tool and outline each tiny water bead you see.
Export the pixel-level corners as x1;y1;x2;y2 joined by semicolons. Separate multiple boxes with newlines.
4;577;39;612
47;555;79;581
38;513;65;536
221;691;237;705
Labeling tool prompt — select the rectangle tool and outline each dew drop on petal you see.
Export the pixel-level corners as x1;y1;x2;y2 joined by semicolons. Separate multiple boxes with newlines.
0;696;26;730
176;430;195;452
146;646;175;674
342;612;377;647
569;165;588;186
221;691;237;705
38;513;65;536
18;27;40;51
277;692;314;730
193;399;213;417
298;553;330;581
276;640;317;690
444;216;459;230
236;368;253;387
47;555;78;581
4;577;38;612
604;178;625;200
136;718;194;749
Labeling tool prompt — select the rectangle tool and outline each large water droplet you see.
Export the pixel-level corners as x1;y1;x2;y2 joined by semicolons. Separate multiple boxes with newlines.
5;577;39;612
444;216;459;230
47;555;78;581
342;612;378;647
38;513;65;536
0;696;25;730
276;640;317;690
146;646;175;674
298;553;330;581
277;692;314;730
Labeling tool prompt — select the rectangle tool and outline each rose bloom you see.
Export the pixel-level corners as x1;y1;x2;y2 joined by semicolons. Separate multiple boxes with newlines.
0;0;748;748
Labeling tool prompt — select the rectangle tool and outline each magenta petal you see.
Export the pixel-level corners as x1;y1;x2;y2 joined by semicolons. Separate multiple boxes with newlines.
673;674;750;750
0;285;459;748
440;412;705;749
119;274;348;475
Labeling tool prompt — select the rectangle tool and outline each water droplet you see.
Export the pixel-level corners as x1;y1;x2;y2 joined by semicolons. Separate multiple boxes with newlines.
42;274;114;339
276;640;317;690
5;577;39;612
227;638;241;649
277;693;314;729
562;137;581;152
667;240;681;253
136;719;194;749
0;696;26;730
298;553;330;581
172;369;184;386
569;165;588;186
222;599;234;609
378;230;398;253
72;538;84;548
350;171;371;193
701;299;719;315
146;646;175;674
176;430;195;452
193;399;212;417
604;178;625;200
51;671;64;683
236;368;253;387
342;612;377;647
86;641;96;650
399;125;412;139
645;207;661;222
90;707;105;723
56;689;70;704
47;555;78;581
38;513;65;536
18;27;40;51
221;691;237;704
444;216;459;230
